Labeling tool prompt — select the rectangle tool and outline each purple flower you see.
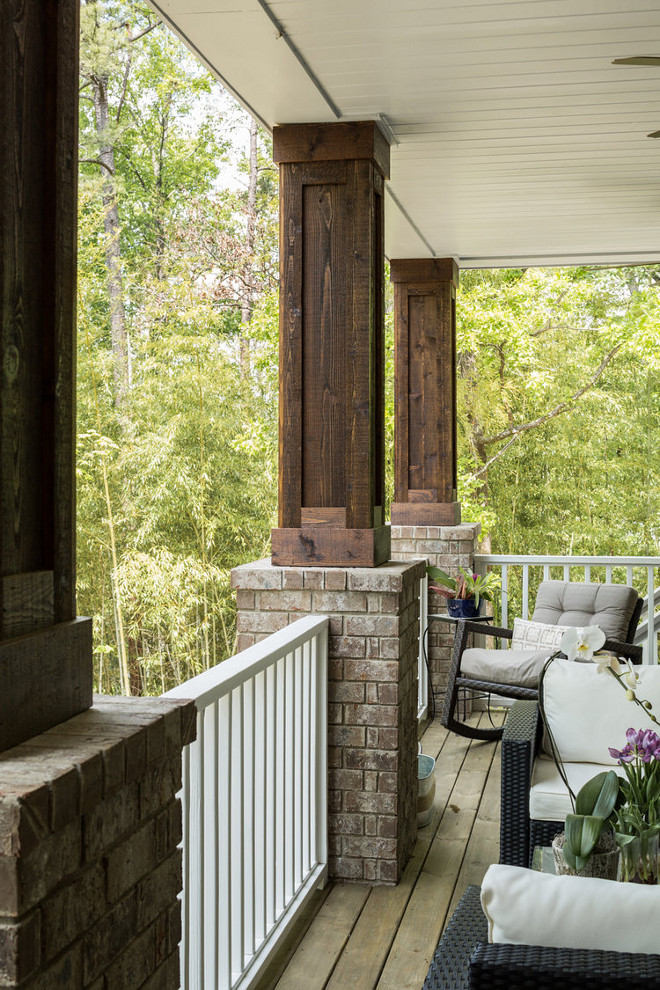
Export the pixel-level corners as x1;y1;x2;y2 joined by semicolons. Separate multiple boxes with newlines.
609;728;660;764
609;744;636;763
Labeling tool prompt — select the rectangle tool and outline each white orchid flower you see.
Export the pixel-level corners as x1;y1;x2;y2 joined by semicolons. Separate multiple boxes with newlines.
593;654;636;679
594;654;616;675
560;625;606;663
620;658;640;689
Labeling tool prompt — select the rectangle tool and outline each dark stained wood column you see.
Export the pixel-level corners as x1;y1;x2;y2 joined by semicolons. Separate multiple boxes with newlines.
391;258;461;526
271;121;391;567
1;0;92;750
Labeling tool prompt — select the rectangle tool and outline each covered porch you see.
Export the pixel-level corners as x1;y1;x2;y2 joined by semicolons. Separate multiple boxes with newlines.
3;0;660;987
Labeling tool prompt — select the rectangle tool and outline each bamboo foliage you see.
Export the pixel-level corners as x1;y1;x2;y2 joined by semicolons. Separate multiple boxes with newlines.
77;0;278;695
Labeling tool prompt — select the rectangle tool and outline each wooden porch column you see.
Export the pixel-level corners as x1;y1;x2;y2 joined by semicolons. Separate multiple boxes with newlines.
391;258;461;526
1;0;92;750
271;121;391;567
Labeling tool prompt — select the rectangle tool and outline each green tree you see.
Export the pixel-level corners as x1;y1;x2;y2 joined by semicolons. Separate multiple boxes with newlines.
77;0;279;695
457;266;660;556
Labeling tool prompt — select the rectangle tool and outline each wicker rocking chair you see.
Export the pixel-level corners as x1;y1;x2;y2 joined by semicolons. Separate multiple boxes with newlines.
441;580;643;742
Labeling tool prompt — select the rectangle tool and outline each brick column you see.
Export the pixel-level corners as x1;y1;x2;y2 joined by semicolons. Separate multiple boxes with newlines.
231;558;425;884
391;524;480;709
0;696;196;988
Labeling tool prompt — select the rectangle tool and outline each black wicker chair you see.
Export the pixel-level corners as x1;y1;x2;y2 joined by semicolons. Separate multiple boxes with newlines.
423;884;660;990
442;581;643;742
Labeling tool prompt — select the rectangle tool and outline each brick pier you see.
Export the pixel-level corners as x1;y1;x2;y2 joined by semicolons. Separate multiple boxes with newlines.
391;524;480;708
0;697;196;989
231;558;425;884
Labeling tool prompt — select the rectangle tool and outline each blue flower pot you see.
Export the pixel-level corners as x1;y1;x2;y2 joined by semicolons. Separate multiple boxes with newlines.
446;598;483;619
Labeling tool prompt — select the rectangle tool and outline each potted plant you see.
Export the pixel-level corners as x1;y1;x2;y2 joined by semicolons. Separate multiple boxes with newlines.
426;565;500;618
609;728;660;883
551;770;620;878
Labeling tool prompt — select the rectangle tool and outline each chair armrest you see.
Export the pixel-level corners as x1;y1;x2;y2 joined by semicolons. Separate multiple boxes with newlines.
502;698;542;750
499;701;541;867
603;638;643;664
470;942;660;990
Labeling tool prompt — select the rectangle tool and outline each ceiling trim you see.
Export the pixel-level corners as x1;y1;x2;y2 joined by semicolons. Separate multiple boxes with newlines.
256;1;341;119
460;251;660;270
385;187;437;257
146;0;271;131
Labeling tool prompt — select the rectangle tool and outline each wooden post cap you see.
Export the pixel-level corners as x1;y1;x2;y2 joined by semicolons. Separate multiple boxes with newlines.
273;120;390;177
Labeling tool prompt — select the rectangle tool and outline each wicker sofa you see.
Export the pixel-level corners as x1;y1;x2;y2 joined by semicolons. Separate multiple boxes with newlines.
423;884;660;990
500;649;660;868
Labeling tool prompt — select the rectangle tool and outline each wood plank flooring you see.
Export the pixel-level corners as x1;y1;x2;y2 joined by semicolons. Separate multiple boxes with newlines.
264;712;504;990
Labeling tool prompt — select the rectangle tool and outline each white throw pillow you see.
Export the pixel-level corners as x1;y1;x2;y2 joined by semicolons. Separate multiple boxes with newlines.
510;618;569;651
481;864;660;954
541;657;660;763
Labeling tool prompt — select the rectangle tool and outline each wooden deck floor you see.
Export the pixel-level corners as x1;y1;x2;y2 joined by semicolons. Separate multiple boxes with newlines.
260;712;505;990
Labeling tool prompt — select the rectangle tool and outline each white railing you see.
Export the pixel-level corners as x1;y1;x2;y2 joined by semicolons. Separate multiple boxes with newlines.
165;615;329;990
474;555;660;664
418;573;429;720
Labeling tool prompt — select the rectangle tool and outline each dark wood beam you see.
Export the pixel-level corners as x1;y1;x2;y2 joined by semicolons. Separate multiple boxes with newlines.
391;258;461;526
272;121;391;566
1;0;92;749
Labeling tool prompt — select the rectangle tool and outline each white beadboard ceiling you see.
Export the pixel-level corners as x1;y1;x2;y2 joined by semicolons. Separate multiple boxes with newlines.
149;0;660;268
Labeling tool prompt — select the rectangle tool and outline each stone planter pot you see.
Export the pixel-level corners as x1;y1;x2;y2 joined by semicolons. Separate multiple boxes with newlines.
552;830;619;879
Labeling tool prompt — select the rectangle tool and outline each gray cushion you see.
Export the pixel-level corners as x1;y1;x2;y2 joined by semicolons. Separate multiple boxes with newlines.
531;580;637;642
461;647;554;688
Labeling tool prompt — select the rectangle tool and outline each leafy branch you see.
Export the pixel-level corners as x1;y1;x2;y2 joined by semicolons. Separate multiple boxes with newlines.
469;343;623;479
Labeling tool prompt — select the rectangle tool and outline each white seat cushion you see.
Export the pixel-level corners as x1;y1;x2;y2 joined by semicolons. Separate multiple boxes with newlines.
481;864;660;955
541;658;660;762
462;647;555;688
529;755;626;822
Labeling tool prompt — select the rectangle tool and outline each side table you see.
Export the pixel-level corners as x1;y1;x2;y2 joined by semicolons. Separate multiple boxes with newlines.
532;844;556;874
425;613;494;721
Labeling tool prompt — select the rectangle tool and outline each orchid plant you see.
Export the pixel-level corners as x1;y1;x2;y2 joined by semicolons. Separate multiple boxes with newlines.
559;625;606;662
609;728;660;881
560;625;658;726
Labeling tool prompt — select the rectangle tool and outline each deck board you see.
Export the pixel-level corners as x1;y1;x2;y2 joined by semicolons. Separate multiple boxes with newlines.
274;884;372;990
270;712;504;990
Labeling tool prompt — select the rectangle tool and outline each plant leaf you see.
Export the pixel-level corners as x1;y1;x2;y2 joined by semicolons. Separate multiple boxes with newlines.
575;770;619;818
565;813;603;859
426;566;456;590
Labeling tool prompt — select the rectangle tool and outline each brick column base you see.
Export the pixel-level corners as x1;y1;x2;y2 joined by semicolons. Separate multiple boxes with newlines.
231;558;425;885
0;696;196;989
391;524;480;711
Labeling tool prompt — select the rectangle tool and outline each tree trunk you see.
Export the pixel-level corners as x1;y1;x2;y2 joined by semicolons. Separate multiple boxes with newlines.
92;72;130;410
240;116;258;377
